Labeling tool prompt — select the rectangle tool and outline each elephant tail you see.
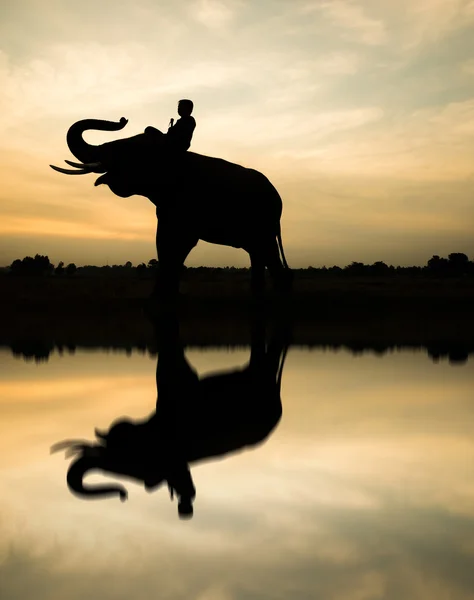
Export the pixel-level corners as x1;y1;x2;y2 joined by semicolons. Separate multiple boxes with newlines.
276;226;289;269
277;345;289;393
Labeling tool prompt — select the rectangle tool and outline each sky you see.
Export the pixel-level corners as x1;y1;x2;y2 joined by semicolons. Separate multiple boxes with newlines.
1;0;474;267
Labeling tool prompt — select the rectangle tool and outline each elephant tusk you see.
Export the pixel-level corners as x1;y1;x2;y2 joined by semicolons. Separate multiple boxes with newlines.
50;439;92;454
64;160;87;168
50;164;90;175
65;160;103;170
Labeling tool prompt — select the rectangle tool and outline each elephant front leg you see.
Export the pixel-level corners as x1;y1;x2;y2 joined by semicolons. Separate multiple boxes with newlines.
152;221;197;302
250;251;266;296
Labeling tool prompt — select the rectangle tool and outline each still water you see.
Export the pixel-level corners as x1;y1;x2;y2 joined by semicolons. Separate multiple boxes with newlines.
1;346;474;600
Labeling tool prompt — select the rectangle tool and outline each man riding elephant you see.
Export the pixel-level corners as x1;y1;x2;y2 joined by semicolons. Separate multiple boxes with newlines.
167;99;196;151
145;99;196;153
50;105;292;298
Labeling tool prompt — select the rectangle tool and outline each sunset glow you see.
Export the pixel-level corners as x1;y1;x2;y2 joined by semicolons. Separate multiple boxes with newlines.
1;0;474;267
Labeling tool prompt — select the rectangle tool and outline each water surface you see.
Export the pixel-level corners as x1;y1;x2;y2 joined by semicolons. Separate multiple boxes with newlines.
1;347;473;600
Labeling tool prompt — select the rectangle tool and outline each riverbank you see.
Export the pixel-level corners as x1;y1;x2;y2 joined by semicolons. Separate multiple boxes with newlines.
2;272;474;311
1;274;473;362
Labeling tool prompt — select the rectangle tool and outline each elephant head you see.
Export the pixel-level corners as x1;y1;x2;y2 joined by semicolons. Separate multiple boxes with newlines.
50;118;162;198
51;422;194;516
51;439;129;501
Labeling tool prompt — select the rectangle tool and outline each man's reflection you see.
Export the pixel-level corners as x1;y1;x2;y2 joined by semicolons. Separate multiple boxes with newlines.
52;318;289;519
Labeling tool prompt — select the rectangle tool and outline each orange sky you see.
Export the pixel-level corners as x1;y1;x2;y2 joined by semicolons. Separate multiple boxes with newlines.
1;0;474;267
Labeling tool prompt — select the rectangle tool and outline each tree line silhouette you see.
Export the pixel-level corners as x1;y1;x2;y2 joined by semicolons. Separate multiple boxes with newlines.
3;252;474;278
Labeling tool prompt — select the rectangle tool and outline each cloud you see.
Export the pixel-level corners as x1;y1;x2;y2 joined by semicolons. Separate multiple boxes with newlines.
462;58;474;73
191;0;241;29
0;45;250;140
303;0;387;45
314;51;362;75
200;106;384;154
1;216;147;241
402;0;474;48
271;99;474;181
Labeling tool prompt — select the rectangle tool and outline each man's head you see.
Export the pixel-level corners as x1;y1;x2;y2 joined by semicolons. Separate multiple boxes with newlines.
178;99;194;117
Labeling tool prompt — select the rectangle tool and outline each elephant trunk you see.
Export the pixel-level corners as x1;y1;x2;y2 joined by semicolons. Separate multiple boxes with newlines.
67;456;128;502
66;117;128;164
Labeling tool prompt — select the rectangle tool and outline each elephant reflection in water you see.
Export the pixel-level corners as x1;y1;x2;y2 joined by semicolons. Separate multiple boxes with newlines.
52;321;288;519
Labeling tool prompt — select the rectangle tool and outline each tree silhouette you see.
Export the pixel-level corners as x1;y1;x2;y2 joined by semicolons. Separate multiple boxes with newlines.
55;261;65;276
137;263;148;277
370;261;390;276
427;255;449;275
344;261;366;276
448;253;468;264
10;254;54;276
10;259;22;274
5;252;473;280
66;263;77;276
448;253;469;275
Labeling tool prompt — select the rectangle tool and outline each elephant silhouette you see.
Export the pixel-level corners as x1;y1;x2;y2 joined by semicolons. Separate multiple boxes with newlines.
51;317;288;519
50;118;292;298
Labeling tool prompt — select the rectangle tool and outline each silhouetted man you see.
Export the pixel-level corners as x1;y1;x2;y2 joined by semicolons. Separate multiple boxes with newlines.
166;99;196;151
